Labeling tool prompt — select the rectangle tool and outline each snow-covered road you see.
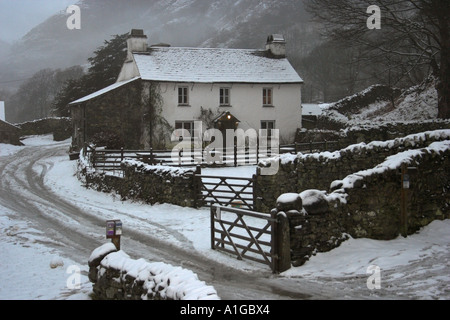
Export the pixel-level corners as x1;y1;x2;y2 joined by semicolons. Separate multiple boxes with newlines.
0;135;449;300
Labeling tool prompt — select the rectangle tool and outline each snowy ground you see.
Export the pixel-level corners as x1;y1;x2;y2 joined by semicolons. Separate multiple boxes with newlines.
0;135;449;300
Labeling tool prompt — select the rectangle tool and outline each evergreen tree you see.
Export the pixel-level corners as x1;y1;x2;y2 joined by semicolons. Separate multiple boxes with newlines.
85;32;129;92
53;32;129;117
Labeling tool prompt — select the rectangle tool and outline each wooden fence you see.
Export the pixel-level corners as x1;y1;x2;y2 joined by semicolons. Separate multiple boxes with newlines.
86;140;337;173
86;145;279;172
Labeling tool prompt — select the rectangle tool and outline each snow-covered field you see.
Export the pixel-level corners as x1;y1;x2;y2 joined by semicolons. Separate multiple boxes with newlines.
0;135;449;300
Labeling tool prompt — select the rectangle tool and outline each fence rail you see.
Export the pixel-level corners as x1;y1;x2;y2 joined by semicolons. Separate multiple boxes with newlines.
86;140;337;173
199;175;256;211
86;145;279;172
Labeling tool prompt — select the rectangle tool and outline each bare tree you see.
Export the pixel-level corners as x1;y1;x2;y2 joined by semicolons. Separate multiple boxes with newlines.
305;0;450;119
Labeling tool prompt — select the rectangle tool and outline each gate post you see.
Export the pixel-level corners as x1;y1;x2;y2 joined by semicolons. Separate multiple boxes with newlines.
210;205;217;250
193;165;202;208
273;211;291;273
272;193;303;273
92;147;97;169
253;167;260;212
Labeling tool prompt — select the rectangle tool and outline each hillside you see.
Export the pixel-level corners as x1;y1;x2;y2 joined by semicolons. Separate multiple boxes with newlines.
0;39;10;57
319;78;439;125
0;0;317;91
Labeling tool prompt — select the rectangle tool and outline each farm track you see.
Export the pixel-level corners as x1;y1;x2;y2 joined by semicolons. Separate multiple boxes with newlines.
2;140;446;300
0;141;325;299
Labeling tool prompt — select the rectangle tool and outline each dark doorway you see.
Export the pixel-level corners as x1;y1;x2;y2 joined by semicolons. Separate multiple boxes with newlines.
214;111;240;152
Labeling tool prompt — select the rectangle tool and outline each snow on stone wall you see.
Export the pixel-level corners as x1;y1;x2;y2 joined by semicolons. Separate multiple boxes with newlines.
77;153;200;207
122;159;194;177
88;243;220;300
16;117;72;141
256;130;450;212
269;133;450;266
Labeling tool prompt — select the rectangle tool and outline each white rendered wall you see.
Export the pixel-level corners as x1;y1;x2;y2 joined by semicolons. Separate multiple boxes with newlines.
117;60;140;82
155;82;302;143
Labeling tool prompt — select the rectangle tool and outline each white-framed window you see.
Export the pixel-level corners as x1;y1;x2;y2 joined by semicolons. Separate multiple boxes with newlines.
263;88;273;106
178;86;189;106
174;121;194;138
260;120;275;137
220;88;230;106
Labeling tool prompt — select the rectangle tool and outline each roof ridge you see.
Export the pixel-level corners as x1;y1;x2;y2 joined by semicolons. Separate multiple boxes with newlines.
131;47;303;84
145;46;264;52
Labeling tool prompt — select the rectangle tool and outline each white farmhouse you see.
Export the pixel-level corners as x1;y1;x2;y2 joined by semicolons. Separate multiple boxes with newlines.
70;29;303;150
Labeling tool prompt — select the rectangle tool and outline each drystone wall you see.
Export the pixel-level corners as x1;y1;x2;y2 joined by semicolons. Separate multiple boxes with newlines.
296;119;450;147
120;160;200;207
16;117;71;141
78;154;200;208
273;192;348;267
88;243;220;300
256;130;450;212
272;139;450;266
341;120;450;145
0;120;21;145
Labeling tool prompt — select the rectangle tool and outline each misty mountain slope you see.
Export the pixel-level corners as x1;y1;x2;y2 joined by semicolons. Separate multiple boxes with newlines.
0;39;10;57
0;0;316;91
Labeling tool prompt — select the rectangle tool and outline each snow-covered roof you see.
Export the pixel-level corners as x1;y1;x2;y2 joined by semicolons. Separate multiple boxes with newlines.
69;77;140;105
133;47;303;84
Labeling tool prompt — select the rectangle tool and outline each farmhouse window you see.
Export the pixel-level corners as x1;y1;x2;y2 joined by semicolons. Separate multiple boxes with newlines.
220;88;230;106
175;121;194;138
260;120;275;137
263;88;273;106
178;87;189;105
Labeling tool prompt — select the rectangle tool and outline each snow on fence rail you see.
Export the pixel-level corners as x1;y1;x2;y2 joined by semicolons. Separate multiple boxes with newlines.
84;141;337;174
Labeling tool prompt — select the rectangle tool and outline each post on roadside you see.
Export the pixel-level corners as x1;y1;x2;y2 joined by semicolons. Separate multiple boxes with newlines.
106;219;122;250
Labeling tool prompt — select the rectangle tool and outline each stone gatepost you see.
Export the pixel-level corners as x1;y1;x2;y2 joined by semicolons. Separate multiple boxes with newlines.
271;193;303;273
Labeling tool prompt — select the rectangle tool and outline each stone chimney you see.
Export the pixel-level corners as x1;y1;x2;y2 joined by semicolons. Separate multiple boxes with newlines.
266;34;286;58
126;29;148;59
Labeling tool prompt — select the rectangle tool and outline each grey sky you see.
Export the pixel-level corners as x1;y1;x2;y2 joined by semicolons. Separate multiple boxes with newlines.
0;0;75;43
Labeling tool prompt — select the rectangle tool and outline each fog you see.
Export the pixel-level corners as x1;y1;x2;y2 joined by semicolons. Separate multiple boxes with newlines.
0;0;75;43
0;0;317;122
0;0;313;85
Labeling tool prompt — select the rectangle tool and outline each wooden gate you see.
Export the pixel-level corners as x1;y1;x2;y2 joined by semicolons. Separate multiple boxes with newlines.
210;205;280;272
199;175;256;211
